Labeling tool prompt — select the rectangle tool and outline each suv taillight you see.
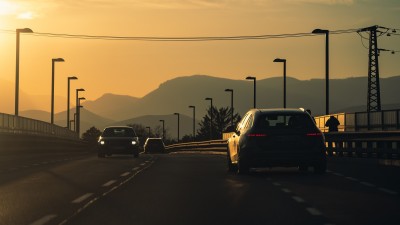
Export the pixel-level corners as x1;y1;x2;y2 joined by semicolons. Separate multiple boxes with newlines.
247;133;267;137
306;132;323;137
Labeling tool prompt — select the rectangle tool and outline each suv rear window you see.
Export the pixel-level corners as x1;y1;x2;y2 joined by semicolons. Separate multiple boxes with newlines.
102;128;136;137
255;113;314;130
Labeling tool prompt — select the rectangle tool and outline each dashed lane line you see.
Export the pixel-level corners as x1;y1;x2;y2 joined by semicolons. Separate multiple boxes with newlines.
30;214;57;225
306;207;323;216
378;187;398;195
292;196;305;203
71;193;94;204
345;176;359;182
120;172;130;177
281;188;291;193
272;182;281;186
360;181;376;188
132;167;140;171
102;180;117;187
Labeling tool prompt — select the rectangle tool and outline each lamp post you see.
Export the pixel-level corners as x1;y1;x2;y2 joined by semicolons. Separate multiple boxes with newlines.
73;113;77;131
159;120;165;141
76;88;85;135
224;89;234;127
246;76;256;108
15;28;33;116
67;76;78;129
146;126;151;137
205;97;213;140
174;113;180;143
189;105;196;141
273;58;287;108
77;97;85;137
312;28;330;115
51;58;65;124
70;120;74;131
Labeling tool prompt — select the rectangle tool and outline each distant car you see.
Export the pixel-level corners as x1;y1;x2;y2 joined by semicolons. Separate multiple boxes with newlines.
227;108;327;174
98;126;140;158
144;138;166;153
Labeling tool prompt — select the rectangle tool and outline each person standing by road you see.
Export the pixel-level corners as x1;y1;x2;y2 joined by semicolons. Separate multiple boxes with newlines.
325;115;340;132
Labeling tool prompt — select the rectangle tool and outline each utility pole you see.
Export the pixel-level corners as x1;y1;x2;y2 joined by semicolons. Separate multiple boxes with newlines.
358;25;381;112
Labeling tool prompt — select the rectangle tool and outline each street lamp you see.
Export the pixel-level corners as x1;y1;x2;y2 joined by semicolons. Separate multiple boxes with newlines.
146;126;151;137
159;120;165;141
70;120;75;131
76;88;85;136
77;105;83;137
67;76;78;129
188;105;196;141
51;58;65;124
312;28;330;115
273;58;287;108
246;76;256;108
205;97;213;140
224;89;234;127
15;28;33;116
174;113;180;143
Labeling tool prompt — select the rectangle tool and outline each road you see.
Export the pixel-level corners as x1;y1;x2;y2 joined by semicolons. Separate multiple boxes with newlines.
0;150;399;225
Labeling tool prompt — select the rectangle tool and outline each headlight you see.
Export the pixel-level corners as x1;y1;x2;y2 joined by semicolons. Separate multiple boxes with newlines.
100;140;105;145
132;141;137;145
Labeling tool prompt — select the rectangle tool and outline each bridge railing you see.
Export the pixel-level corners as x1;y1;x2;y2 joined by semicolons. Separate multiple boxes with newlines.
0;113;78;140
315;109;400;132
165;140;227;152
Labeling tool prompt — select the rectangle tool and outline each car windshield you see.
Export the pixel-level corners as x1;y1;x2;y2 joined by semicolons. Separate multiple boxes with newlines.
102;128;136;137
255;113;314;130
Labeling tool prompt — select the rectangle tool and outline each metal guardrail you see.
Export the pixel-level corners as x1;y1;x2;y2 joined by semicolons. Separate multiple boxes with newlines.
167;131;400;160
0;113;78;140
165;140;227;152
315;109;400;132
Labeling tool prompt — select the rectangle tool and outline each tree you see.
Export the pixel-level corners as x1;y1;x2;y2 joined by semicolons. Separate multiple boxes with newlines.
197;106;241;141
127;123;148;148
82;126;102;147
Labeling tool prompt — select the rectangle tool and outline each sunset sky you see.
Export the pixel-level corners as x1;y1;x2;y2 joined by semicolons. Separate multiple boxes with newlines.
0;0;399;113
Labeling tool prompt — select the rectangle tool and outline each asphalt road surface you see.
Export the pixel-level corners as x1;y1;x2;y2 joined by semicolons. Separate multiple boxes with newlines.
1;150;399;225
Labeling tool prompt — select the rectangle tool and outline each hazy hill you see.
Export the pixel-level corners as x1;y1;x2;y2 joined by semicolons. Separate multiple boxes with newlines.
83;93;139;120
83;75;400;120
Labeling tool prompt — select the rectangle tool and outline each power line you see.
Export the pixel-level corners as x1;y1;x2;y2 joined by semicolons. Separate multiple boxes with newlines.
0;28;359;42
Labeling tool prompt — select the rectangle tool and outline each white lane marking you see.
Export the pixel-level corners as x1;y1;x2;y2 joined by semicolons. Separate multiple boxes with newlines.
292;196;305;203
306;207;322;216
281;188;291;193
378;188;398;195
272;182;281;186
332;172;343;176
132;167;140;171
30;214;57;225
71;193;94;204
140;163;146;166
102;180;117;187
120;172;130;177
326;169;332;173
345;176;359;182
360;181;376;187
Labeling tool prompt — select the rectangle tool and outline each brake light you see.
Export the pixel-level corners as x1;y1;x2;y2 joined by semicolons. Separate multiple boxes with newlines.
247;133;267;137
306;133;322;136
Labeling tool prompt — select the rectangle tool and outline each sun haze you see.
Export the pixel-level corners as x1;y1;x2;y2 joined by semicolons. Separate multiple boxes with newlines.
0;0;399;113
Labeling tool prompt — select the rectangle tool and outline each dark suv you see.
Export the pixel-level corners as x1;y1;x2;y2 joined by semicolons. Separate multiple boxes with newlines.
227;109;326;174
98;126;140;158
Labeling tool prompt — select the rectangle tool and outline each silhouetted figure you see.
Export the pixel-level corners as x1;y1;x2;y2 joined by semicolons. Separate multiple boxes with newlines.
325;115;340;132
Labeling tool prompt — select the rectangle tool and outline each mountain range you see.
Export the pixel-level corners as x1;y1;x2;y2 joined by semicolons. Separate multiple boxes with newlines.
5;75;400;137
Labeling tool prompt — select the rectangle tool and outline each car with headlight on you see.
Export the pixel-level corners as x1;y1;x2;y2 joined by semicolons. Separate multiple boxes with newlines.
227;108;326;174
98;126;140;158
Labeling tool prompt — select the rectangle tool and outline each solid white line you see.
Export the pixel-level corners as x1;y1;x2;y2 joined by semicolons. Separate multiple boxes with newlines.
272;182;281;186
30;214;57;225
378;187;398;195
306;207;322;216
102;180;117;187
120;172;130;177
292;196;305;203
281;188;291;193
360;181;376;187
71;193;93;204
